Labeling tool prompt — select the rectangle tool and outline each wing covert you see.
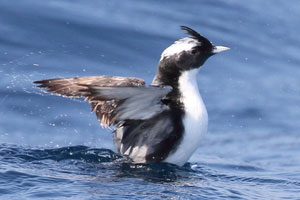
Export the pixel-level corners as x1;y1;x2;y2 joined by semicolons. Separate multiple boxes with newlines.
34;76;172;127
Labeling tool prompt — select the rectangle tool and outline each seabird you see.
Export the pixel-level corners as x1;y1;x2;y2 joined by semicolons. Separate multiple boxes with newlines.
34;26;229;166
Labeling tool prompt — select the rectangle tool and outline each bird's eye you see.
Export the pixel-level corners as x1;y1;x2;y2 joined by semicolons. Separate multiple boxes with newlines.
191;49;197;54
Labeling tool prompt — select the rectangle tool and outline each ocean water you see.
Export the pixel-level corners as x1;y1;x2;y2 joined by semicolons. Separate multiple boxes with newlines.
1;0;300;199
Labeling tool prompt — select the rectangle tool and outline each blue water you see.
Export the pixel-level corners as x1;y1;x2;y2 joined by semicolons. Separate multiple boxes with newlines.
1;0;300;199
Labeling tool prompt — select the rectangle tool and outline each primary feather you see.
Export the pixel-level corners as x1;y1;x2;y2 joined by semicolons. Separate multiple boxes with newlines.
34;76;148;126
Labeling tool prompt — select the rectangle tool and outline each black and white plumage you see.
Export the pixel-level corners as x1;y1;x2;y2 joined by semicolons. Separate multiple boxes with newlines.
34;26;229;166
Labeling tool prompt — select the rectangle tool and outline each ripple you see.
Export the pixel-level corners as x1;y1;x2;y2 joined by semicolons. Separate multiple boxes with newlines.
1;144;300;199
0;144;121;163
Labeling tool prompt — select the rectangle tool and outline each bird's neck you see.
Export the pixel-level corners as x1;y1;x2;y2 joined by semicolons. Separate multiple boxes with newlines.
178;68;200;96
151;64;181;89
151;65;182;104
177;69;204;114
152;62;202;108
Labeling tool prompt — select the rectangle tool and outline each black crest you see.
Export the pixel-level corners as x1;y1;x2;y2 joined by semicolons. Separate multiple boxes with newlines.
180;26;213;49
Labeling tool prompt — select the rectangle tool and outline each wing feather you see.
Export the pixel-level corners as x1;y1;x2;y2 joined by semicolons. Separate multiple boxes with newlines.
81;86;172;123
34;76;145;126
34;76;145;97
34;76;171;127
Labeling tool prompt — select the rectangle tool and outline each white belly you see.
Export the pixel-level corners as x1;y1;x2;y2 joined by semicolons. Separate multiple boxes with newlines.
164;69;208;166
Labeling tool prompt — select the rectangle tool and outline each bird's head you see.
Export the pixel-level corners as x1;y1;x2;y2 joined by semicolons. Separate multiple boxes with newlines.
153;26;229;86
160;26;229;70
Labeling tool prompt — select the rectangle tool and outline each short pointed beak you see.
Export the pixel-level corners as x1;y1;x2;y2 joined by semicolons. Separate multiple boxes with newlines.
212;46;230;54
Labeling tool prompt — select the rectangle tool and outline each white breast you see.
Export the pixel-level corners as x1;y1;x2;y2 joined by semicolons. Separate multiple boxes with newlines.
164;69;208;166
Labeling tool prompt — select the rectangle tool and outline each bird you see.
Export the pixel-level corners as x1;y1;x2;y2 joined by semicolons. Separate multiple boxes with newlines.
34;26;229;166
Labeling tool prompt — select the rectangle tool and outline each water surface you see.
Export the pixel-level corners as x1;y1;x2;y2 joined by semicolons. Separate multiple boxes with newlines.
1;0;300;199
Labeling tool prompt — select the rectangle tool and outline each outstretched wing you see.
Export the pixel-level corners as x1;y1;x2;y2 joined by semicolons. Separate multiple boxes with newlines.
34;76;171;127
81;86;172;122
34;76;145;97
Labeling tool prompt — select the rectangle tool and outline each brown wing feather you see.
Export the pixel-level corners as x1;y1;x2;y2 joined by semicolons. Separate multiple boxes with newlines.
34;76;145;127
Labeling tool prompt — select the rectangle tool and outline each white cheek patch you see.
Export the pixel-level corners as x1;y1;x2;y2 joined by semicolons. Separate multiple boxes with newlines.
160;37;200;61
